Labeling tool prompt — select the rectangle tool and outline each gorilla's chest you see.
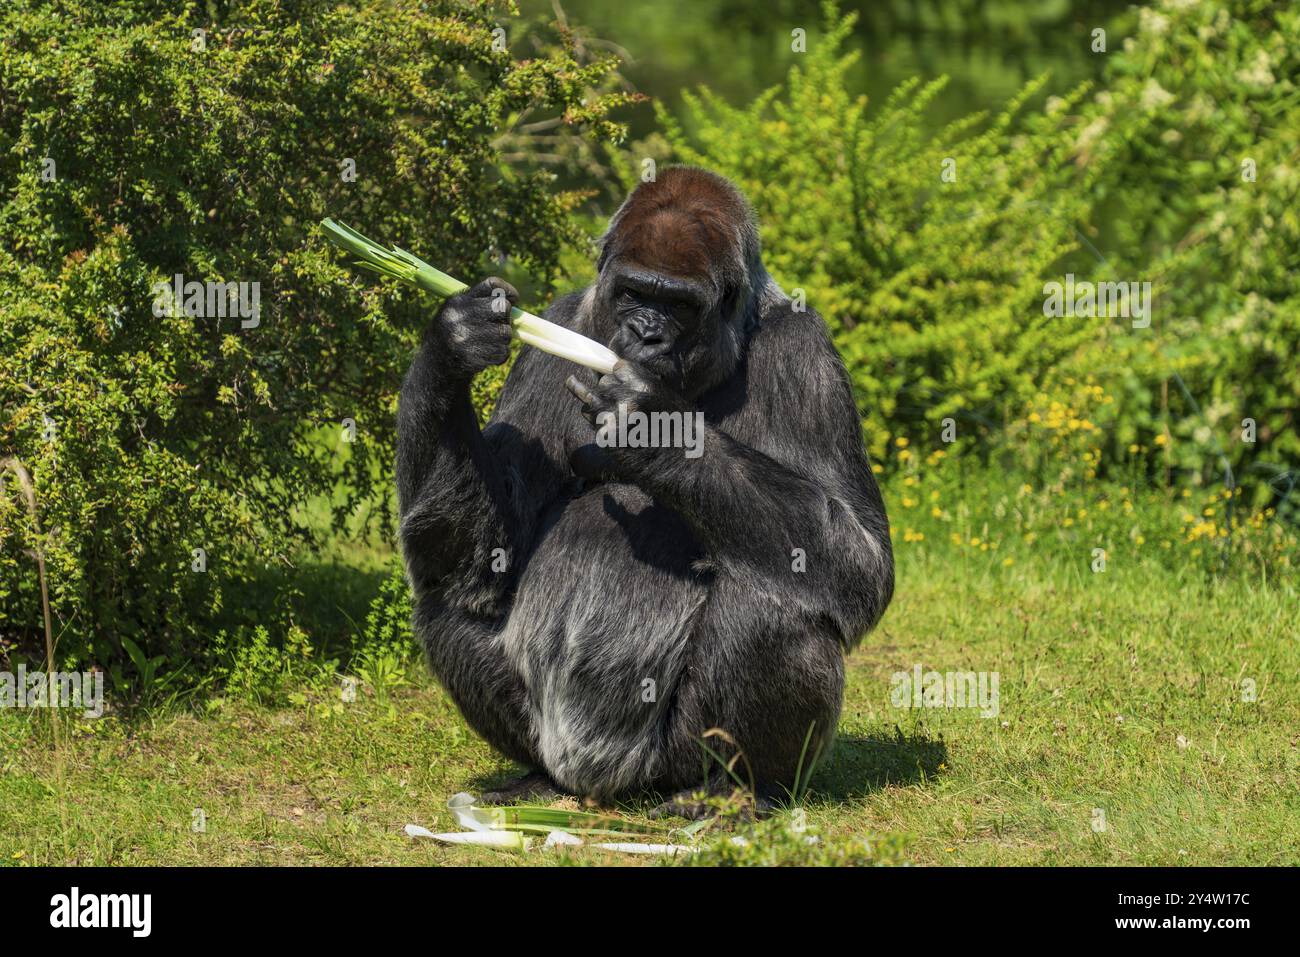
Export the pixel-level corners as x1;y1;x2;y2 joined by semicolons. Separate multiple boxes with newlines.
512;481;709;636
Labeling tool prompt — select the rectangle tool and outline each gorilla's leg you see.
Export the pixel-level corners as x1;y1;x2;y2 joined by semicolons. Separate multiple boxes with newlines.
415;600;538;768
646;603;846;820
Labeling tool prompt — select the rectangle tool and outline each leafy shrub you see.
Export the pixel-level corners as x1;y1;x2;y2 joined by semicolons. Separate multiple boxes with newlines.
1066;0;1300;504
353;565;416;664
654;0;1297;528
348;563;417;700
0;0;631;673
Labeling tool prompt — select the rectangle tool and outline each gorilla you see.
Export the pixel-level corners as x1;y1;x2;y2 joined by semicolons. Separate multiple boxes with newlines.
396;167;893;815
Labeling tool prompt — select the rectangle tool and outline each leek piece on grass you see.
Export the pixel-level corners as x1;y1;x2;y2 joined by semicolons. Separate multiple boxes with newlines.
404;824;531;850
591;842;699;856
320;219;618;374
447;792;672;839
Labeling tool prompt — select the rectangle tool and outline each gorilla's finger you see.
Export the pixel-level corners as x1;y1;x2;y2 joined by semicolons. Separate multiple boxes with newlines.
565;375;599;407
468;276;518;300
569;442;615;480
611;360;656;391
468;277;520;318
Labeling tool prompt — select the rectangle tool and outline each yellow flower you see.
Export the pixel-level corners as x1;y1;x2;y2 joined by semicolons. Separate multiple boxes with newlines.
895;436;909;448
1154;433;1168;447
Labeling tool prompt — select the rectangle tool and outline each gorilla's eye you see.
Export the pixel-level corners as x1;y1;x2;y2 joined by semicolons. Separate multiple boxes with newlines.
617;290;638;309
670;300;696;323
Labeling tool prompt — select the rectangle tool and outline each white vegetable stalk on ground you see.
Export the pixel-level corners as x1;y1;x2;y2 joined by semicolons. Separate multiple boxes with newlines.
402;793;699;856
320;219;619;374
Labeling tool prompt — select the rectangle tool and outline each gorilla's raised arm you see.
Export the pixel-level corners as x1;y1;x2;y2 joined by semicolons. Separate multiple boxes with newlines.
396;277;530;613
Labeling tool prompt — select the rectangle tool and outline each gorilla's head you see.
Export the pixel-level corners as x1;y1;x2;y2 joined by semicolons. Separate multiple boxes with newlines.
590;167;771;397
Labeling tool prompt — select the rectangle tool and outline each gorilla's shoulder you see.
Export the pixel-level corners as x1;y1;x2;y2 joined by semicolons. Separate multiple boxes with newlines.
752;292;837;353
541;290;590;330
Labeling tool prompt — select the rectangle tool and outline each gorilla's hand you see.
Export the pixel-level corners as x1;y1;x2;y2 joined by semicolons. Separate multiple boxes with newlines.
565;361;692;479
565;360;688;428
429;277;516;376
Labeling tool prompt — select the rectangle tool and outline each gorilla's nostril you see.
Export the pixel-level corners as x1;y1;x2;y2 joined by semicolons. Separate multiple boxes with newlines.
629;314;666;344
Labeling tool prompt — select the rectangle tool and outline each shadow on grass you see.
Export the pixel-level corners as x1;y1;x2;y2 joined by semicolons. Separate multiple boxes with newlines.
466;727;948;812
213;553;392;665
282;557;394;660
807;728;949;803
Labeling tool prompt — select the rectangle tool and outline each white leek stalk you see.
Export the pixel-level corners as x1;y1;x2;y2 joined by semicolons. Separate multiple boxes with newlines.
404;824;532;850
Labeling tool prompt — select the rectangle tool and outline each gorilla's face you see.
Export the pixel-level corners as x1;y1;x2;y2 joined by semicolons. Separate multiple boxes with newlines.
601;260;736;397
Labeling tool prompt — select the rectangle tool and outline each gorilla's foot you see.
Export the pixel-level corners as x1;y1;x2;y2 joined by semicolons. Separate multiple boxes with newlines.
480;770;565;805
648;786;777;821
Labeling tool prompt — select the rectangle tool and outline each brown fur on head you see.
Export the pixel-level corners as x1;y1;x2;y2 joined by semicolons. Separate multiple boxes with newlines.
598;167;759;287
590;167;773;395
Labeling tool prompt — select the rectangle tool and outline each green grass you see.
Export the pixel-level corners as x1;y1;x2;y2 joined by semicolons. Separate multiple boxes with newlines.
2;466;1298;866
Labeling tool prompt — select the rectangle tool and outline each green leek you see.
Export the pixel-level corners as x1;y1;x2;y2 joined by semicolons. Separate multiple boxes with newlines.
320;219;618;374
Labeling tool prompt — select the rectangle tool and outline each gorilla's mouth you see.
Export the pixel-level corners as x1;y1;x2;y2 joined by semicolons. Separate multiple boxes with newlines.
629;347;686;385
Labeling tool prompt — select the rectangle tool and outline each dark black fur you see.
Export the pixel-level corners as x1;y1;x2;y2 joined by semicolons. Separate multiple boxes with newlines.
396;168;893;812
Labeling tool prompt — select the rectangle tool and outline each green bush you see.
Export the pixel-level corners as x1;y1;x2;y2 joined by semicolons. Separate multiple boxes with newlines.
1066;0;1300;502
0;0;631;673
